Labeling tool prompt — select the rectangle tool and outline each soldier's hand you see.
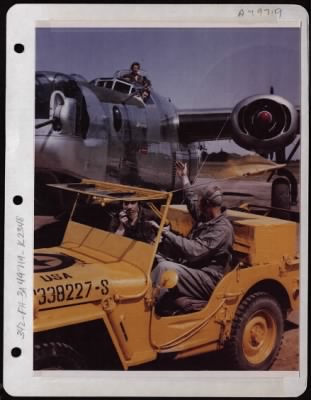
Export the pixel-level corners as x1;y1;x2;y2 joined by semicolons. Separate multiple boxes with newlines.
162;224;170;235
176;161;188;177
147;220;160;230
119;210;129;225
147;221;170;235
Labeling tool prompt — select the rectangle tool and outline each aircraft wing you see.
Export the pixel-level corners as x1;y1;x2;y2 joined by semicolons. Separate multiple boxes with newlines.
177;96;299;155
178;108;233;142
199;153;286;180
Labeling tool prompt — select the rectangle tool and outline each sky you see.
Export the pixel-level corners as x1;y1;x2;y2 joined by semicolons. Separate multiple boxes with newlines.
36;27;301;155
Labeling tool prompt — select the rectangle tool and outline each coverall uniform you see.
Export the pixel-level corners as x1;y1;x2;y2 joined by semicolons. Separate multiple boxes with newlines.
152;184;234;313
121;72;151;88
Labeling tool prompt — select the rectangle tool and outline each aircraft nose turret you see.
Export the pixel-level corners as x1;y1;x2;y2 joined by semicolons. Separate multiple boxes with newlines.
35;71;111;143
35;71;110;184
35;72;91;138
49;90;77;135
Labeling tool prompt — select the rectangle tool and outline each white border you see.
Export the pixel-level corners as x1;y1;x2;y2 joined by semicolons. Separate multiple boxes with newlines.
4;4;309;397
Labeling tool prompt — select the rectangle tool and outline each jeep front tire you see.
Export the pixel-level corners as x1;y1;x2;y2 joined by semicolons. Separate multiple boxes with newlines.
34;341;86;370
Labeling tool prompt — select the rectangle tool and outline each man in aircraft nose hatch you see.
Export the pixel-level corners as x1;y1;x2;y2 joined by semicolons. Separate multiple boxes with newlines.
151;161;234;315
121;62;151;88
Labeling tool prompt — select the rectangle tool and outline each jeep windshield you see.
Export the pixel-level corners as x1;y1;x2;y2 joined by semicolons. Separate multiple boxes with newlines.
48;180;172;245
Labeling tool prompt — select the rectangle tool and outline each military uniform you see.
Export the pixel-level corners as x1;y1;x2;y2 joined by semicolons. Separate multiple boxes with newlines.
152;184;234;313
121;72;151;88
109;207;157;244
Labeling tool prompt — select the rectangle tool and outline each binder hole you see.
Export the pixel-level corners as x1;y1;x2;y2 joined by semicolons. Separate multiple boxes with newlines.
14;43;24;53
13;195;23;205
11;347;22;357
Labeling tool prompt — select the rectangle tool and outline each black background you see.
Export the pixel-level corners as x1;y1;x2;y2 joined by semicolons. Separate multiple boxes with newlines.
0;1;309;399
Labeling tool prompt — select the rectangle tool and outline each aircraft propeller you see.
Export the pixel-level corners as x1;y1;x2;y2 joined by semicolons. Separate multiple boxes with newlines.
231;95;298;153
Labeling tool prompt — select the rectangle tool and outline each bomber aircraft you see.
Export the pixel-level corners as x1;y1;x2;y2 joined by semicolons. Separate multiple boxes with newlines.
35;69;300;216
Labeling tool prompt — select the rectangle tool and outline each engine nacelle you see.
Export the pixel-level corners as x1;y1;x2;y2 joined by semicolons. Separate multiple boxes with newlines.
231;95;298;153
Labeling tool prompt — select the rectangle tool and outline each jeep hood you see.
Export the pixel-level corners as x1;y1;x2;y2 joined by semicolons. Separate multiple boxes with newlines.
34;246;151;310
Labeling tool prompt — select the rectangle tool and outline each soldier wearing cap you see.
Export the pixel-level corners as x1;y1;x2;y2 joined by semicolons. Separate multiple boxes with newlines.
151;161;234;314
109;200;157;244
121;62;151;88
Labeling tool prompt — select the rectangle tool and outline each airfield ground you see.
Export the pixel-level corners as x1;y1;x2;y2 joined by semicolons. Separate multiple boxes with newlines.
199;161;300;209
34;162;302;371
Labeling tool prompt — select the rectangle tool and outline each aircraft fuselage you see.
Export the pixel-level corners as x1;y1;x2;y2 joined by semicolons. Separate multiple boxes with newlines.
35;72;200;191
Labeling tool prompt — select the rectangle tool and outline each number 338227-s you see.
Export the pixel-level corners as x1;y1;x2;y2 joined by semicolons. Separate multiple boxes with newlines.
34;279;109;305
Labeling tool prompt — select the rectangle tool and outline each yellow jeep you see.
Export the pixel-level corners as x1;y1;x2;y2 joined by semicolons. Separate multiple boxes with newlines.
33;179;299;370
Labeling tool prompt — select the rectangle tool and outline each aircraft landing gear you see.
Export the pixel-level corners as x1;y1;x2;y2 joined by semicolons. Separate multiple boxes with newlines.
271;177;291;219
269;168;298;220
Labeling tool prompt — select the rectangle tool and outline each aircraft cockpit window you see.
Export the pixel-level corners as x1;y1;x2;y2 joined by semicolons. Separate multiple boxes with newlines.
94;79;114;89
113;81;132;94
92;77;134;95
105;80;113;89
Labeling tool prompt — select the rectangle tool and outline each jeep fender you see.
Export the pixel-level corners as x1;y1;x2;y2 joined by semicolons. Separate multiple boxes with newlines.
34;302;129;369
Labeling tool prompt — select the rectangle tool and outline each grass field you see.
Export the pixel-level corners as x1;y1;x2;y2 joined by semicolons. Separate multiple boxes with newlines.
199;161;300;182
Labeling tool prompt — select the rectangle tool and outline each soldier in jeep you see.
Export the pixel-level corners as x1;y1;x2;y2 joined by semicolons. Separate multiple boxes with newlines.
151;161;234;314
109;200;158;244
